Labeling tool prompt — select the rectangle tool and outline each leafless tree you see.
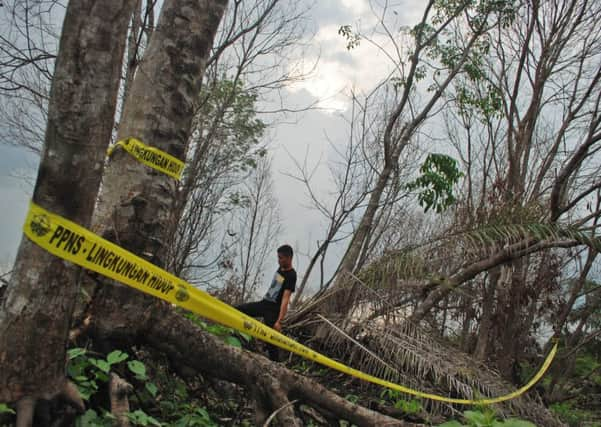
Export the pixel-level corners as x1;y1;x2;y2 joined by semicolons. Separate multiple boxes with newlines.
287;87;421;304
231;156;281;301
403;0;601;380
289;0;516;320
0;0;61;153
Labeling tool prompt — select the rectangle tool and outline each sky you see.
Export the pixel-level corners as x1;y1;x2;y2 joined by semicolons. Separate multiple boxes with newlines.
0;0;426;293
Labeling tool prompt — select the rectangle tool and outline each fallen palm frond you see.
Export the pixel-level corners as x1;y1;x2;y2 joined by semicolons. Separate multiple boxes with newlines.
287;220;587;425
357;220;596;294
298;301;561;425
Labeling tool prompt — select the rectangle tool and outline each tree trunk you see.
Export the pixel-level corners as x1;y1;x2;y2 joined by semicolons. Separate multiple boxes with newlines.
93;0;228;255
338;165;394;277
496;259;527;381
474;269;500;361
0;0;136;403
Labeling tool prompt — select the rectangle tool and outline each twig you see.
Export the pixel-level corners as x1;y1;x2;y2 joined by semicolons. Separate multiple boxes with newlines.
262;399;299;427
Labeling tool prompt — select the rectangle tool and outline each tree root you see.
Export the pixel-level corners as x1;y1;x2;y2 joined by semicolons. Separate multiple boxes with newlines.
86;285;420;426
15;396;35;427
13;379;84;427
110;372;133;427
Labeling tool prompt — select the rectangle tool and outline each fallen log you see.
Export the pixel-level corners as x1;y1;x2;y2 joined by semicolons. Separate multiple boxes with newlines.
85;284;420;427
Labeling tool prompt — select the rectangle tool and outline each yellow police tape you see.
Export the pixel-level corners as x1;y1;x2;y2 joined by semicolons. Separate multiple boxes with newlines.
107;137;185;180
24;200;557;405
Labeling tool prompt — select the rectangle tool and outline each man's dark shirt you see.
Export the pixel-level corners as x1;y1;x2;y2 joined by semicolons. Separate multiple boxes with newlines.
263;268;296;307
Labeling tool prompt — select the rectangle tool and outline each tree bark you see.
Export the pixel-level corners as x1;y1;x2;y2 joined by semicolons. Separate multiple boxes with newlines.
109;373;133;427
474;269;500;361
94;0;228;244
0;0;136;403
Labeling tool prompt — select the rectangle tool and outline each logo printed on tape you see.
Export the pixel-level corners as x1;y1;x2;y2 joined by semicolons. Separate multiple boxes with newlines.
30;214;51;237
175;284;190;302
243;320;254;331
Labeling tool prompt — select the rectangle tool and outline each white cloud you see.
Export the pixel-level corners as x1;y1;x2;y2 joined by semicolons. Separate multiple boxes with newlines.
287;23;402;112
340;0;370;17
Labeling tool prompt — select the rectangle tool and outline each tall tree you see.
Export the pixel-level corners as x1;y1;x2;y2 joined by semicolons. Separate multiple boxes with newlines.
0;0;136;420
303;0;517;314
234;156;281;302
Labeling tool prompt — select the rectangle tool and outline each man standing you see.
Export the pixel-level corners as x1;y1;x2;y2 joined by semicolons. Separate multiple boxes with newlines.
236;245;296;361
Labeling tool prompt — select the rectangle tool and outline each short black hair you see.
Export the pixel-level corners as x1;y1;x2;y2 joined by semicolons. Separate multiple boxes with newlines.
277;244;293;258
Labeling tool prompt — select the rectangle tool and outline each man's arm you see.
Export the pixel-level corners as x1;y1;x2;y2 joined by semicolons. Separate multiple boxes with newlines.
274;289;292;331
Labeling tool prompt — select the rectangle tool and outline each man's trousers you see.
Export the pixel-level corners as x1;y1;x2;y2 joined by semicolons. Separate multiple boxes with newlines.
235;299;280;361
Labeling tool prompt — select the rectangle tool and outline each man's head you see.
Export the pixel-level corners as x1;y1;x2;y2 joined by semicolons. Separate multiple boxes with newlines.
277;244;293;270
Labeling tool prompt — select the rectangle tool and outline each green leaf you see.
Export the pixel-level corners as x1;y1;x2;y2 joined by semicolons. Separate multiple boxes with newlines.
145;382;158;397
344;394;359;404
67;347;87;360
76;409;99;426
107;350;129;365
95;371;109;383
128;409;162;426
239;332;252;342
90;358;111;374
128;360;147;380
463;410;490;427
438;422;465;427
225;336;242;348
0;403;15;415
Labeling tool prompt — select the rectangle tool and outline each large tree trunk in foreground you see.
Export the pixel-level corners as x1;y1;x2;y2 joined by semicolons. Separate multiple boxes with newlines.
0;0;135;405
87;287;416;427
94;0;228;240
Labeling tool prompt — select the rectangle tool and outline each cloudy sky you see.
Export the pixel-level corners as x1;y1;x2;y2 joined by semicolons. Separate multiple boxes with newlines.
0;0;425;291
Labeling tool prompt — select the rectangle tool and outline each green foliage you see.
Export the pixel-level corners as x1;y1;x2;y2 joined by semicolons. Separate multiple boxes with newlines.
183;312;251;348
379;389;423;414
127;409;162;426
67;347;116;400
0;404;15;415
406;153;464;213
67;347;154;401
344;393;360;404
438;409;536;427
195;78;266;179
128;360;148;381
171;405;219;427
574;353;601;379
68;346;223;427
75;409;115;427
550;401;600;427
402;0;517;96
293;359;312;373
456;84;503;119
